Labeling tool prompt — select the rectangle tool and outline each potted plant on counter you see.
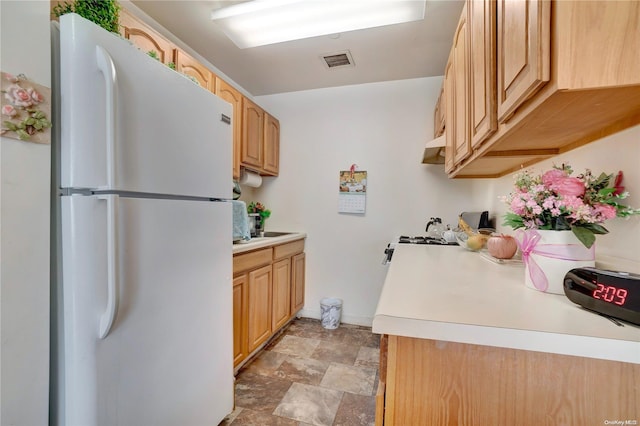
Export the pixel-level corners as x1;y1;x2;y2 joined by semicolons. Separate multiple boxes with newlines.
247;202;271;236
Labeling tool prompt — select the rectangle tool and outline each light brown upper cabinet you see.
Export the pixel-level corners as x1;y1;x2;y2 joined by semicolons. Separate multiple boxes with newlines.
469;0;497;148
263;113;280;176
241;97;265;170
443;55;456;174
174;50;217;92
215;79;243;180
443;0;640;178
433;87;445;138
496;0;550;124
451;2;471;165
119;8;176;65
241;98;280;176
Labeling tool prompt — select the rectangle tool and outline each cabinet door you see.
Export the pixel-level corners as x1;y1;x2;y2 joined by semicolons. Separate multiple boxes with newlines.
443;56;456;174
247;264;272;352
119;9;175;65
232;274;248;367
469;0;497;148
497;0;550;123
452;3;470;165
272;258;291;331
433;87;445;138
290;253;306;316
174;50;216;92
263;113;280;176
215;79;243;180
241;97;264;170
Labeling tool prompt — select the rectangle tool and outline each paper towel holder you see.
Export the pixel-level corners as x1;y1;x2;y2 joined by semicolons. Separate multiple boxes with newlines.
239;169;263;188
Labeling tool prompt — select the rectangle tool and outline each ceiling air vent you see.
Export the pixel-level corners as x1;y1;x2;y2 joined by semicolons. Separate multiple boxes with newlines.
321;50;355;69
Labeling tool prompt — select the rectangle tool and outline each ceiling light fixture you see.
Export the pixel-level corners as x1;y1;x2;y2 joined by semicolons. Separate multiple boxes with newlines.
210;0;426;49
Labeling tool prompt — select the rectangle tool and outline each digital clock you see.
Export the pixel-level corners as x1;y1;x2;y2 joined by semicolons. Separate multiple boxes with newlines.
563;267;640;326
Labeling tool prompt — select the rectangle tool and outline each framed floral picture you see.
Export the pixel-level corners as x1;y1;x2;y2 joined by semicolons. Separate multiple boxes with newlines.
1;72;52;144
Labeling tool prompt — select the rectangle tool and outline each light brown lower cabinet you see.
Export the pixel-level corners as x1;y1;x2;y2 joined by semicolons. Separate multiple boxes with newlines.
378;335;640;425
246;264;272;353
232;239;305;370
232;275;248;366
291;253;305;314
271;258;291;331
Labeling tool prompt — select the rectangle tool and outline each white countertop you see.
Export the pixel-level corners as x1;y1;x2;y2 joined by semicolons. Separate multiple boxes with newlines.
232;232;307;254
372;244;640;364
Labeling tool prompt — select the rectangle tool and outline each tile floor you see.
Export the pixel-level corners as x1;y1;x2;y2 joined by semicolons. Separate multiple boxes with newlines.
221;318;380;426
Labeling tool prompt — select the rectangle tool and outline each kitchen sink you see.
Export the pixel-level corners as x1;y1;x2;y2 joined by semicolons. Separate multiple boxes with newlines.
262;231;293;237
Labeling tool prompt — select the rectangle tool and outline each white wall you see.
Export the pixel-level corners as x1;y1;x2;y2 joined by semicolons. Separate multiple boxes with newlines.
256;77;477;325
0;1;51;425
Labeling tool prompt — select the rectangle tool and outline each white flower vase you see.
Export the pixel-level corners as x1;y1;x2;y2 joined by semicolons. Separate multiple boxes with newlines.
517;229;595;294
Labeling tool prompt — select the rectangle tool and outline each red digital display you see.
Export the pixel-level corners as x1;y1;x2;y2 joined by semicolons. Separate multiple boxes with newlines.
592;283;628;306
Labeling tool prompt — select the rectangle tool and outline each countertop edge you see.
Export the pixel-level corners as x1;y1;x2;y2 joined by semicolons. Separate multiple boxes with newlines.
372;315;640;364
232;232;307;254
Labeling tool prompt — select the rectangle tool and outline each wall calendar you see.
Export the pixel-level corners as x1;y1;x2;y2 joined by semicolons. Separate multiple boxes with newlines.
338;167;367;214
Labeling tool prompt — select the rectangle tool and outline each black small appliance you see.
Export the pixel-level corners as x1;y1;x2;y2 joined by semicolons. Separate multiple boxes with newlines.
564;267;640;326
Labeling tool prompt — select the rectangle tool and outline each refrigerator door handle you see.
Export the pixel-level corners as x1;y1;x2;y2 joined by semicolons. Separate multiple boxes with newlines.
96;45;117;189
98;194;119;339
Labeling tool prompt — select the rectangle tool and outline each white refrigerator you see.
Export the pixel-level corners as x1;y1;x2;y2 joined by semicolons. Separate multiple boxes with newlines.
51;14;234;426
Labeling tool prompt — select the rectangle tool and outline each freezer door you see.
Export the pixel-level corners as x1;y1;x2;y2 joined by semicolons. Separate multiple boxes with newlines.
59;195;233;426
59;14;231;198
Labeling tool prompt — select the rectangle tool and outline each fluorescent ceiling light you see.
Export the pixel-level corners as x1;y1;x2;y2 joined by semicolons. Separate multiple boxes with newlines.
211;0;426;49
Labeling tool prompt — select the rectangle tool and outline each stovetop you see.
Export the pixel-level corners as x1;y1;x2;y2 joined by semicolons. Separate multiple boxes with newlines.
383;235;458;265
398;235;458;245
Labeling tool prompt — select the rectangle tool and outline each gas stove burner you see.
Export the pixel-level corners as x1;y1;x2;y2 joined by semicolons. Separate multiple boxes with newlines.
398;235;458;245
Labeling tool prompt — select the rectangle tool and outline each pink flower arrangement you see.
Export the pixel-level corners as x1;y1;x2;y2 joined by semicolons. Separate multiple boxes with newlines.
502;164;640;248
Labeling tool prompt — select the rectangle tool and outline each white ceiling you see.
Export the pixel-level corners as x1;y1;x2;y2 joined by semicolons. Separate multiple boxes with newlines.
130;0;464;96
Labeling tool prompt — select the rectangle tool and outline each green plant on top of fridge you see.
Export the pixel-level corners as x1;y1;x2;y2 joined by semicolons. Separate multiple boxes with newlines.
53;0;121;34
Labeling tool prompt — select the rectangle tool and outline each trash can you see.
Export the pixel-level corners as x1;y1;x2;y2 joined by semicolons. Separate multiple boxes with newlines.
320;297;342;330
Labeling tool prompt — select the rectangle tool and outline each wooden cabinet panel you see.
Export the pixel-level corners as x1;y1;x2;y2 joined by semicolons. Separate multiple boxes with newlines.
433;88;445;138
497;0;550;123
555;1;640;90
375;381;385;426
382;336;640;425
247;264;272;352
469;0;497;148
271;258;291;330
232;274;248;367
233;247;272;273
273;239;304;260
263;113;280;176
439;0;639;178
174;50;216;92
233;238;305;371
443;56;456;174
215;79;243;180
290;253;305;315
241;98;264;169
119;9;176;65
452;3;470;165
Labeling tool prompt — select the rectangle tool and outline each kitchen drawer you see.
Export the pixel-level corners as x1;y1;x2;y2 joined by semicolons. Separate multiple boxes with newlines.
233;247;272;273
273;239;304;260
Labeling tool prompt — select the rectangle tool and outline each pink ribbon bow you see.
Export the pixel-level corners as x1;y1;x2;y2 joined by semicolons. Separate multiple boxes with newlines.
515;229;595;292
